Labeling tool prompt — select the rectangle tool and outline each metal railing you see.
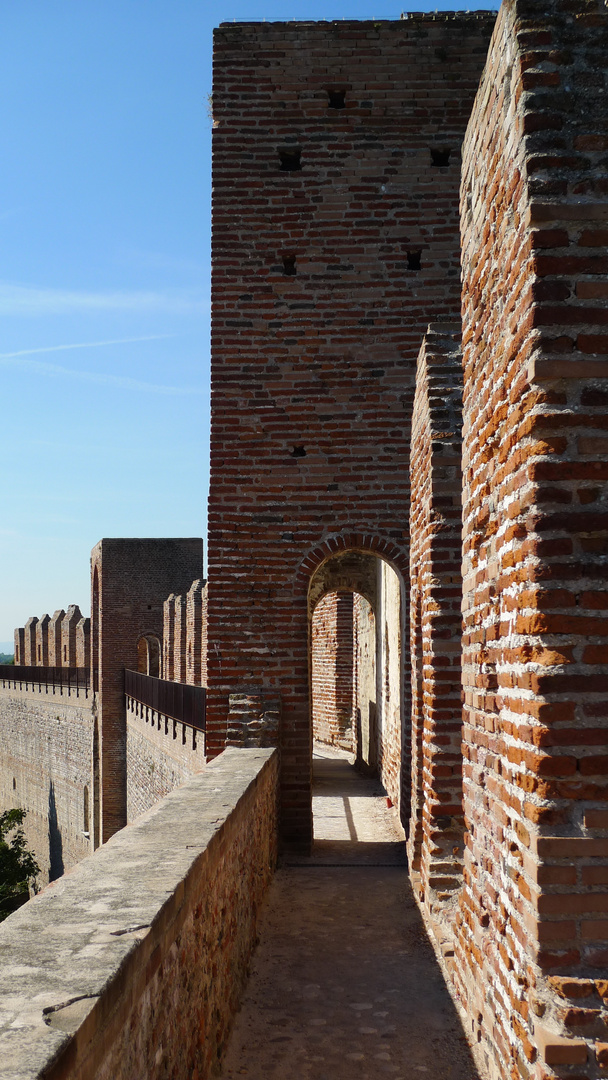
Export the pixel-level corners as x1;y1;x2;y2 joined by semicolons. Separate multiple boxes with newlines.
0;665;91;697
124;669;206;732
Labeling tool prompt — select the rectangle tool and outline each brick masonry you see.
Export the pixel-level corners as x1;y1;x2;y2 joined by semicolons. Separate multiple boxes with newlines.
307;549;406;811
453;3;608;1078
0;683;93;885
163;578;208;686
14;606;88;669
408;324;464;903
126;698;205;822
0;748;278;1080
208;13;496;848
311;591;355;751
1;9;607;1079
90;538;203;842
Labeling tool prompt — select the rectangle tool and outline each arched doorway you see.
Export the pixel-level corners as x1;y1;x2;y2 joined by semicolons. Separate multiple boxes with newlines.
308;549;407;837
137;634;160;678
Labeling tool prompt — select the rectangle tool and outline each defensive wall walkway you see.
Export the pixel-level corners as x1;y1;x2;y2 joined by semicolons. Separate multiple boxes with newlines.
0;744;481;1080
220;747;481;1080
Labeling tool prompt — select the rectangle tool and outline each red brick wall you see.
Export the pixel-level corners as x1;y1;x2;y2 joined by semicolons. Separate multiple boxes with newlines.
163;594;175;681
456;2;608;1077
23;617;37;665
48;610;64;667
61;605;82;668
14;607;90;669
90;539;203;841
201;583;208;688
13;627;24;665
161;579;207;687
0;748;278;1080
174;594;187;683
35;614;50;666
186;579;207;686
408;325;463;902
353;590;376;770
209;13;495;849
311;591;354;751
76;617;90;669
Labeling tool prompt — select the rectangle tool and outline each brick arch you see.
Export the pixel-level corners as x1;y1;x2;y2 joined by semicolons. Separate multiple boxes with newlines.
301;533;409;821
295;533;409;593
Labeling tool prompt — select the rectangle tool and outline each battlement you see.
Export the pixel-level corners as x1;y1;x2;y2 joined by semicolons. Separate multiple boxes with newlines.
14;606;89;668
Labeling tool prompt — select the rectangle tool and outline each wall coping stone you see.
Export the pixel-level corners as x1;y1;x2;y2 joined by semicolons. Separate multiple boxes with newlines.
0;683;91;706
0;746;277;1080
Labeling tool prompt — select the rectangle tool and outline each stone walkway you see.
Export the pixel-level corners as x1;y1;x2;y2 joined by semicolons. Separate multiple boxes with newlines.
220;746;481;1080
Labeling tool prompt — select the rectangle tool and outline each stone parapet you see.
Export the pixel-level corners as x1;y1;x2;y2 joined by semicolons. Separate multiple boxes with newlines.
0;747;278;1080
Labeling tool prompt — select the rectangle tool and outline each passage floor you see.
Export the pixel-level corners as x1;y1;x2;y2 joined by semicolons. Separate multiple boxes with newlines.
219;746;481;1080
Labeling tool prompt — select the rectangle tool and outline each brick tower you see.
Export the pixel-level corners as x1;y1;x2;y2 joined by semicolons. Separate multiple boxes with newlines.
208;14;495;849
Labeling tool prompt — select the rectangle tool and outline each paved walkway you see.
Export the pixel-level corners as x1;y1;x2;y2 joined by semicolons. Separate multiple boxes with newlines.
220;746;481;1080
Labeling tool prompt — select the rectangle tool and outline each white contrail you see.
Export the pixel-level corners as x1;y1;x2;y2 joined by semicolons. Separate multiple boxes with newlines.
0;336;207;395
0;334;172;360
0;282;209;315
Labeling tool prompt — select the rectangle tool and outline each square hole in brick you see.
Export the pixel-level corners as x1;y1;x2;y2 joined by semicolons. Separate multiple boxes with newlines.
278;147;302;171
430;148;451;167
327;89;346;109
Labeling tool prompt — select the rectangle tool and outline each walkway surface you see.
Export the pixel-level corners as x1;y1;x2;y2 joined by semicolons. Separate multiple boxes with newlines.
220;745;481;1080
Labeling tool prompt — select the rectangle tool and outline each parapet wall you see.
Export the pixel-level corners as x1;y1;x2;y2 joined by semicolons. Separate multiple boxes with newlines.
125;697;205;822
162;578;207;686
0;683;94;885
15;606;89;668
0;747;278;1080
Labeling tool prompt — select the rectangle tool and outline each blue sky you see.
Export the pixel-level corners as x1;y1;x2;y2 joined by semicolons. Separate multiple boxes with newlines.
1;0;497;646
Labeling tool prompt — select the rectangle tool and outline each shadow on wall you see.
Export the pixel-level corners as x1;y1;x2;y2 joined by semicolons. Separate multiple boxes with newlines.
48;782;64;882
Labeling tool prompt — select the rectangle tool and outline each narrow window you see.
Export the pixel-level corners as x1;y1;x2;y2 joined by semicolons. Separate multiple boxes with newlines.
83;786;90;835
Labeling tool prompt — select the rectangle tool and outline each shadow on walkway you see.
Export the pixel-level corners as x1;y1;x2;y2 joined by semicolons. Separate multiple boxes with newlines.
219;745;481;1080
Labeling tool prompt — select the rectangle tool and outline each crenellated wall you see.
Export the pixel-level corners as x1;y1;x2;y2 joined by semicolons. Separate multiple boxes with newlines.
163;578;207;686
14;606;87;668
186;578;207;686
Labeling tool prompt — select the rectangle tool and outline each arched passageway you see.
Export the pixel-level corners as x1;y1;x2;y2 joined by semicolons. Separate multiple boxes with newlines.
308;550;408;840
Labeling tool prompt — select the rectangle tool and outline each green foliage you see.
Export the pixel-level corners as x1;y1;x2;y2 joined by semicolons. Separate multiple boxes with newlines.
0;809;40;920
0;653;14;665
